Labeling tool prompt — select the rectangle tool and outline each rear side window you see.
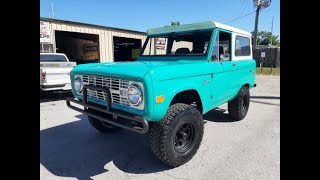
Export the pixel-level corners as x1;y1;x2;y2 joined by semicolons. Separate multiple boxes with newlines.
235;36;250;56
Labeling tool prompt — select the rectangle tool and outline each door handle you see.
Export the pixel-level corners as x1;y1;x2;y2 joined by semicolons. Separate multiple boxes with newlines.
232;63;236;66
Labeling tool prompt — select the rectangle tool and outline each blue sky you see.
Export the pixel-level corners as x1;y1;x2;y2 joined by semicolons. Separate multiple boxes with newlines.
40;0;279;38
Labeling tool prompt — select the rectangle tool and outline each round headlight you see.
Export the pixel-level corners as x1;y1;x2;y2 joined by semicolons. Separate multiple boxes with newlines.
127;85;142;106
74;77;83;92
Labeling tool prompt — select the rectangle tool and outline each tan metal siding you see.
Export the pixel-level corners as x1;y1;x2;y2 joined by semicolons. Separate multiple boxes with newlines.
106;31;113;62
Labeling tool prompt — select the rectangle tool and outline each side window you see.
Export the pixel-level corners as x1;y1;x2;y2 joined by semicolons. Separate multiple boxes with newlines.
211;31;231;61
218;31;231;61
235;36;250;56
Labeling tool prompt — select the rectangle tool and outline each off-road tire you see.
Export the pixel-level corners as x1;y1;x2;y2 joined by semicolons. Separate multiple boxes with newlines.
87;116;121;133
228;85;250;121
149;103;204;167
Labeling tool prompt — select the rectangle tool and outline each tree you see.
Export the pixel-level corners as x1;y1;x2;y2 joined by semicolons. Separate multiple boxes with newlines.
251;31;280;47
170;21;180;26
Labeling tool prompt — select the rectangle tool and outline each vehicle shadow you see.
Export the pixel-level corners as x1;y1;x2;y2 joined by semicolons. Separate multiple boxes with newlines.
203;108;238;123
40;114;170;180
40;91;72;103
203;95;281;123
250;96;280;106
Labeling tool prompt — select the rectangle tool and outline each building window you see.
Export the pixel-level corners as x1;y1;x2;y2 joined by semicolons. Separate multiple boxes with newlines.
235;36;250;56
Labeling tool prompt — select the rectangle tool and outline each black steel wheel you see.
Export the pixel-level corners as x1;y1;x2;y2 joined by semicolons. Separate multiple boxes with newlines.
149;103;204;167
228;85;250;121
174;123;195;154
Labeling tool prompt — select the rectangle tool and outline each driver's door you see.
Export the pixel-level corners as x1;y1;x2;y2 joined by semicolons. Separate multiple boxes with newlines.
209;30;236;105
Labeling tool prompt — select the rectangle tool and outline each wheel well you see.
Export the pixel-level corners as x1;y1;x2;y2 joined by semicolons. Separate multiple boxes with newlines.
170;90;203;113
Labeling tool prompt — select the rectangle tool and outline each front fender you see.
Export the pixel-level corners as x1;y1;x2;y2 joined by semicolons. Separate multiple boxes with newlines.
149;74;212;121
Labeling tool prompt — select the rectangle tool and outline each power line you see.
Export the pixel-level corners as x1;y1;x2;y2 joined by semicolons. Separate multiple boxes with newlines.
223;8;271;27
239;0;247;12
224;10;256;24
239;0;250;16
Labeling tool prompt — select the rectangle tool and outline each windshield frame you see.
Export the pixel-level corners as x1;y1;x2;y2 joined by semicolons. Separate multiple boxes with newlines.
139;29;214;58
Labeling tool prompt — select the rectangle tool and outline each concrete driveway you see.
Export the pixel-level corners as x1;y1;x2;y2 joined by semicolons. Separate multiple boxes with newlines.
40;75;280;180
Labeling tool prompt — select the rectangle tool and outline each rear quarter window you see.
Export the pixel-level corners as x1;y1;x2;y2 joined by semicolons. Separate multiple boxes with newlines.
235;36;251;56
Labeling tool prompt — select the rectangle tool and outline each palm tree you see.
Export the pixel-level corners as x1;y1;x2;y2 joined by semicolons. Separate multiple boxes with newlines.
252;31;280;47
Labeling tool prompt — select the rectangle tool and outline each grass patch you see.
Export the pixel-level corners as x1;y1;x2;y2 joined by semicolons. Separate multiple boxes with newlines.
256;67;280;75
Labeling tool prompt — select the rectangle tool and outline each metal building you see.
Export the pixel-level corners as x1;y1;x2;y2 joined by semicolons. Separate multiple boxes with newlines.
40;17;147;64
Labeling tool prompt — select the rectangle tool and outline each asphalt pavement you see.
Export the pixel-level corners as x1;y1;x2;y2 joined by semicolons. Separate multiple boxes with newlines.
40;75;280;180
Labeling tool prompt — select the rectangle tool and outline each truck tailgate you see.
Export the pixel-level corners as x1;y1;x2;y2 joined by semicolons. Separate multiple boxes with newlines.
41;67;73;85
46;68;72;84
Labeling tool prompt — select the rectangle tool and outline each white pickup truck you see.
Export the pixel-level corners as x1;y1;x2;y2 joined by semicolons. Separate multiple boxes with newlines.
40;53;76;91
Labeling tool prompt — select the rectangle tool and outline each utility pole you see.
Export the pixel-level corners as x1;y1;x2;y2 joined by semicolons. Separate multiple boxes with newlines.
253;1;261;50
253;0;272;50
269;16;274;74
270;16;274;46
51;0;55;19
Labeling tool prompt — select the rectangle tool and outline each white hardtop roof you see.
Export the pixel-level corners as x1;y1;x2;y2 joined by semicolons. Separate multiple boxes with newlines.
213;21;252;36
147;21;252;36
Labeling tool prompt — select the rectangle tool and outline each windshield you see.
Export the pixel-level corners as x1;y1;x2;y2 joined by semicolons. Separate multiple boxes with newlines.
40;54;68;62
140;30;212;57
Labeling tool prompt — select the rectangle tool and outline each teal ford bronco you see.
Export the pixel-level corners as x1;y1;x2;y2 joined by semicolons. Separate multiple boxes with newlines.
66;21;256;167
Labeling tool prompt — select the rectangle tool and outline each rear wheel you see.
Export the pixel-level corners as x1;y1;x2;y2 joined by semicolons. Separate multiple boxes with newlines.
87;116;121;133
228;85;250;121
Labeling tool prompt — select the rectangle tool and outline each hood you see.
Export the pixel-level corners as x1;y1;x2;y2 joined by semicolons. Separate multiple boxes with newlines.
71;59;209;81
72;61;152;80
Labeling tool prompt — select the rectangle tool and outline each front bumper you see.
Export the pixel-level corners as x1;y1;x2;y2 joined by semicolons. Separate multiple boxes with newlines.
66;85;149;134
40;83;72;91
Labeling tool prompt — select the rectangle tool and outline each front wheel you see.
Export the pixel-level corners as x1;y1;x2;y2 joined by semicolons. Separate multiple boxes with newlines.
148;103;204;167
228;85;250;121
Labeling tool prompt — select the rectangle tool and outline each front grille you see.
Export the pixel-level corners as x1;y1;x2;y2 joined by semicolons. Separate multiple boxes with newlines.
82;75;130;106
